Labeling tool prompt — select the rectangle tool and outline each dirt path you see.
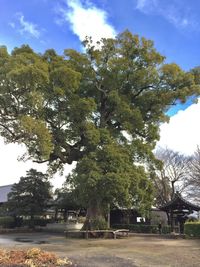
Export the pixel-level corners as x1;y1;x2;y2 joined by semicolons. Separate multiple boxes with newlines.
0;233;199;267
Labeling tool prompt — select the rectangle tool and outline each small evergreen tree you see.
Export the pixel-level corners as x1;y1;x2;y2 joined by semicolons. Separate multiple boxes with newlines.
6;169;52;226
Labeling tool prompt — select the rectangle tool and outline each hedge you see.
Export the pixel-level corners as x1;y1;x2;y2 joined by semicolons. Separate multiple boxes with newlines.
112;224;179;234
184;222;200;238
0;217;53;229
162;225;179;234
0;216;15;228
23;218;51;227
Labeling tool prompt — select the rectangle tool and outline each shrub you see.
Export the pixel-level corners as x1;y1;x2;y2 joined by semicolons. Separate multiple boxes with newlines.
78;216;86;224
23;218;50;227
112;224;179;234
91;216;108;230
184;221;200;238
186;217;198;222
0;216;15;228
161;225;179;234
14;216;23;227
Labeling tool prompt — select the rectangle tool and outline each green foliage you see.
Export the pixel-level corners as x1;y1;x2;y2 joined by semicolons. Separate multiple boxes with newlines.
20;116;53;159
6;169;52;220
0;216;15;228
0;205;9;217
184;222;200;237
77;216;86;224
186;217;198;222
55;186;81;211
23;218;51;227
68;143;154;216
112;224;179;234
161;225;179;234
90;216;108;230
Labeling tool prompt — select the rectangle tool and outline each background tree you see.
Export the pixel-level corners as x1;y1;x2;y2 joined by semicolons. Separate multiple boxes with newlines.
0;31;199;227
187;146;200;203
153;148;191;206
54;184;82;222
6;169;52;225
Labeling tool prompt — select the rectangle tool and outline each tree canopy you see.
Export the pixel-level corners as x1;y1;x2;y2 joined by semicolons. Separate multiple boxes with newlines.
0;31;199;222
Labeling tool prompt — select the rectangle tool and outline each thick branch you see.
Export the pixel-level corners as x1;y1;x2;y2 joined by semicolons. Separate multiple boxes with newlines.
0;123;16;138
132;85;156;99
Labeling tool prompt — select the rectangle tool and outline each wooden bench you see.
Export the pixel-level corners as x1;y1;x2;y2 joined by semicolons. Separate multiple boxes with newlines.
113;229;129;239
65;229;129;239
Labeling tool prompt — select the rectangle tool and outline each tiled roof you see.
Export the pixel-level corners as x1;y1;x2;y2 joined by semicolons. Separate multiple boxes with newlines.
0;184;13;203
160;192;200;212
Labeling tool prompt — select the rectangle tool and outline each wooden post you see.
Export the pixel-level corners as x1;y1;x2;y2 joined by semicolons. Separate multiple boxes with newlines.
107;203;110;229
85;230;89;239
170;210;174;232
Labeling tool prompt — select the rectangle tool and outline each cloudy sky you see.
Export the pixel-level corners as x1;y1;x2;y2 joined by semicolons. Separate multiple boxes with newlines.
1;0;200;187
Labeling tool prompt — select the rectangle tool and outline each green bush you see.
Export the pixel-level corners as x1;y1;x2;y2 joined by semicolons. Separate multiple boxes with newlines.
13;216;23;227
186;217;198;222
0;216;15;228
161;225;179;234
184;222;200;238
78;216;86;224
23;218;50;227
112;224;179;234
91;217;108;230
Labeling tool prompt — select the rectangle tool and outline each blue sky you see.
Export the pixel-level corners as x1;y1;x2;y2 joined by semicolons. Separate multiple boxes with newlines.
1;0;200;186
1;0;200;71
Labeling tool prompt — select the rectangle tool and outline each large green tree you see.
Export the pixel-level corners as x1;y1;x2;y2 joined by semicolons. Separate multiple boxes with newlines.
0;31;199;226
6;169;52;223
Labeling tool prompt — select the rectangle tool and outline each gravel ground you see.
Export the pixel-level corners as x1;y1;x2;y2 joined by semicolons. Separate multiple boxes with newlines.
0;232;199;267
71;254;137;267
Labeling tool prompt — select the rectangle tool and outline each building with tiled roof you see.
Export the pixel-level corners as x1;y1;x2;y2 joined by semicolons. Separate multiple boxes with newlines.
0;184;13;205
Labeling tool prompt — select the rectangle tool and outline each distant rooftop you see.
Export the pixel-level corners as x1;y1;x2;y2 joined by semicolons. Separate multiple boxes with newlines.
160;192;200;212
0;184;13;203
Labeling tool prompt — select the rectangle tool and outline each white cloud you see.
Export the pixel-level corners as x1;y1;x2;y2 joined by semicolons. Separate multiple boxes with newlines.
16;13;41;39
9;22;15;29
157;99;200;156
56;0;116;44
135;0;198;31
136;0;145;9
136;0;154;12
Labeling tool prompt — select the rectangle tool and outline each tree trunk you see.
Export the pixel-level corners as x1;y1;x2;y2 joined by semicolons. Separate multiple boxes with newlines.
171;181;175;199
54;207;58;222
166;212;170;225
63;208;67;222
107;203;110;229
170;210;174;233
82;201;106;230
30;214;35;229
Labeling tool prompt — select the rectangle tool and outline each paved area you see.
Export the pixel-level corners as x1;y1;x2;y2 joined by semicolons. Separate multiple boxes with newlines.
0;232;200;267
